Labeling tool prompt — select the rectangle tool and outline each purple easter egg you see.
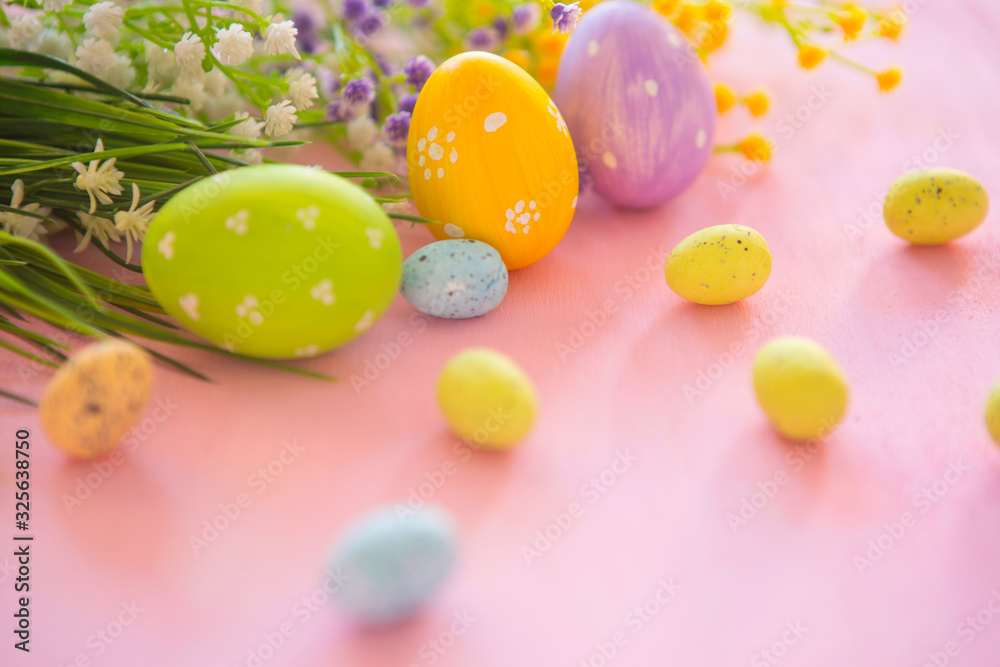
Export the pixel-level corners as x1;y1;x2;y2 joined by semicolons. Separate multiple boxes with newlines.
553;0;716;209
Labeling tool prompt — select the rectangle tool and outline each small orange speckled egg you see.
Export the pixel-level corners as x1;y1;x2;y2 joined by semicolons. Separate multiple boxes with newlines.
408;51;579;270
39;340;152;459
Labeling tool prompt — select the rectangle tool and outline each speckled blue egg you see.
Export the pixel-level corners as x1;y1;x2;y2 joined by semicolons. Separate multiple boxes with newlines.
400;239;508;319
328;505;457;625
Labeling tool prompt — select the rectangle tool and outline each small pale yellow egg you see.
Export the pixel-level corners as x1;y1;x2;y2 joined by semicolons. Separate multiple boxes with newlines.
753;337;849;441
664;224;771;305
985;381;1000;446
884;168;990;244
437;348;538;449
39;340;152;459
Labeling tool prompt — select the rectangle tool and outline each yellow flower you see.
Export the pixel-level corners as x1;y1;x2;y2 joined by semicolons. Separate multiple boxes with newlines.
743;89;770;117
738;134;773;163
653;0;679;16
535;58;560;89
714;83;735;114
878;9;907;40
797;43;827;70
673;3;698;34
833;3;867;41
876;67;902;93
502;49;532;72
697;18;728;52
704;0;731;21
535;31;567;58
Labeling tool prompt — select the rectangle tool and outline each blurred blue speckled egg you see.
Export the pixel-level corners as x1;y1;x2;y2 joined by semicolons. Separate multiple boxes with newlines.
328;505;457;624
401;239;508;319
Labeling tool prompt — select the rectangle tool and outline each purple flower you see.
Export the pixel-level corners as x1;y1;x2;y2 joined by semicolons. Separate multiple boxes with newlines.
354;10;386;38
326;99;356;122
465;26;500;51
578;160;593;194
512;2;542;35
398;93;419;113
373;0;392;6
341;77;376;108
293;10;319;54
381;111;411;148
551;2;582;34
375;54;393;75
343;0;369;22
403;55;435;91
492;15;508;40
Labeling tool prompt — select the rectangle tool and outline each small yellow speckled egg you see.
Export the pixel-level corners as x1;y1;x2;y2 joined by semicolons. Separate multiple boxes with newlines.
408;51;579;270
985;381;1000;446
884;168;990;244
437;348;538;449
753;337;849;441
39;340;152;459
664;224;771;305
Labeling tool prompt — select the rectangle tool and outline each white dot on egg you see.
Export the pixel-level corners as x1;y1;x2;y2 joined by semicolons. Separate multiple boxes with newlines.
602;151;618;169
645;79;659;97
417;138;426;151
443;223;464;238
427;126;438;141
418;155;425;166
588;40;599;56
696;129;707;149
668;33;681;48
446;131;455;143
424;168;431;180
484;112;507;133
572;195;578;209
428;143;444;160
449;148;458;164
533;212;540;221
437;168;444;178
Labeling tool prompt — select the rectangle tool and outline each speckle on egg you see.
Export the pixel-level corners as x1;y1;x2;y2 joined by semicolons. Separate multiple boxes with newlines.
884;168;990;245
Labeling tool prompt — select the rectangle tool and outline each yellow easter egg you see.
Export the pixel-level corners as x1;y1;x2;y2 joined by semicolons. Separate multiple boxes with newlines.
884;168;990;245
753;336;849;441
664;224;771;305
985;381;1000;446
39;340;152;459
408;51;579;270
437;348;538;449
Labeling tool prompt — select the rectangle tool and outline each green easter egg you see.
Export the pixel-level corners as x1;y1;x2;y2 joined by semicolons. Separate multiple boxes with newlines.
141;165;402;359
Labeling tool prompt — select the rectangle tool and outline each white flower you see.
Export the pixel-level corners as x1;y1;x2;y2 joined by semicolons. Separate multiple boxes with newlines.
43;0;72;11
204;68;229;97
263;100;297;137
83;2;124;38
172;80;206;110
145;44;176;83
0;180;51;242
105;53;136;89
214;23;254;66
74;211;121;253
238;148;263;165
231;111;263;139
174;32;206;82
75;38;115;78
114;183;156;264
346;115;378;150
263;20;299;59
360;141;395;172
286;68;318;110
8;15;43;50
38;29;73;61
71;139;124;214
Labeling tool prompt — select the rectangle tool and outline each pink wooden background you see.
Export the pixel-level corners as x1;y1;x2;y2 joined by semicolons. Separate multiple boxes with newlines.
3;1;1000;665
